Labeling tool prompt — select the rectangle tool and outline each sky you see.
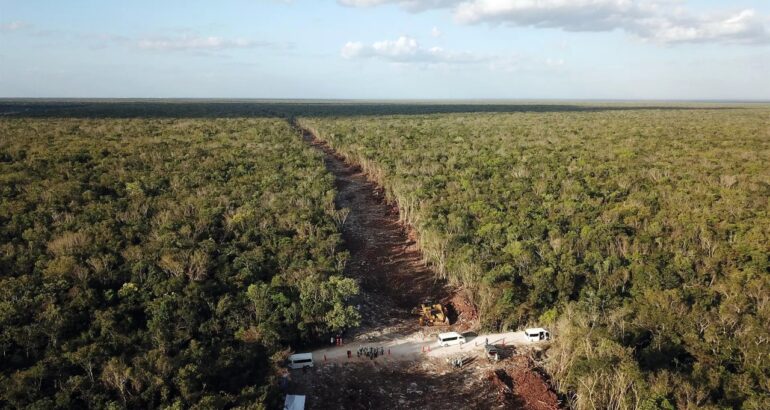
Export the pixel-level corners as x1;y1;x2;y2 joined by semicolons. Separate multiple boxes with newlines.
0;0;769;100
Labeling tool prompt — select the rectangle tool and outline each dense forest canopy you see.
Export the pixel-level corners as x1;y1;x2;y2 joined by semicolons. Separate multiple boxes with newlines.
299;108;770;409
0;118;359;408
1;102;768;409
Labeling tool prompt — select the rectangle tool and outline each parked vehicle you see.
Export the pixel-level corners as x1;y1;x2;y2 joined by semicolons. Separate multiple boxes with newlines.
288;353;314;369
437;331;466;347
524;328;550;342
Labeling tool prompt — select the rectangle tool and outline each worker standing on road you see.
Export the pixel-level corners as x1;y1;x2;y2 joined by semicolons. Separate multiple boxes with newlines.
331;336;334;345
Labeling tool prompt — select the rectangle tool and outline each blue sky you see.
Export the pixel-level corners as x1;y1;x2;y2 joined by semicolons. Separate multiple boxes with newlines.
1;0;768;99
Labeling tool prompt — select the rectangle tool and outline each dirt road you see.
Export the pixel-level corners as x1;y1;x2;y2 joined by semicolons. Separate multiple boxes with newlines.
312;330;534;363
303;129;456;335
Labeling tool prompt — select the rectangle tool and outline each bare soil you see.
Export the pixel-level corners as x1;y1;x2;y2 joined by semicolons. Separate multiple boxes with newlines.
494;356;561;410
290;359;501;410
294;127;561;410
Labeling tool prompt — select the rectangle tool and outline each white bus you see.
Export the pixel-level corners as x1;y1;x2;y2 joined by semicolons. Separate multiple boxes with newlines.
437;332;466;347
288;353;314;369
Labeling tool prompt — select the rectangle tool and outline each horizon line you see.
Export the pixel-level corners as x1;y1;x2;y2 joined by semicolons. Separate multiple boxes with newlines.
2;97;769;104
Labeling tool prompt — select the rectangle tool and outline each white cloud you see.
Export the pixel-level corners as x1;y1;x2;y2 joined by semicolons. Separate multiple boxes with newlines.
0;21;30;32
339;0;770;45
341;35;487;64
341;35;566;73
454;0;652;31
338;0;391;5
0;22;280;54
431;26;442;37
341;41;366;59
634;9;770;44
338;0;459;12
136;35;272;51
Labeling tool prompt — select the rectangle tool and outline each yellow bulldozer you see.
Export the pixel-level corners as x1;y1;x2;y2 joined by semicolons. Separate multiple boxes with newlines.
414;301;450;326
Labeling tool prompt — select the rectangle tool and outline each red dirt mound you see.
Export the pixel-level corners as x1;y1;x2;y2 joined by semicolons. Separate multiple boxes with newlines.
504;356;560;410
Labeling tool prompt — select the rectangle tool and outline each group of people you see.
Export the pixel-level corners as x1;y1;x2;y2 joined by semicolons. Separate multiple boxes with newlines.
356;346;385;360
450;357;465;368
330;335;343;346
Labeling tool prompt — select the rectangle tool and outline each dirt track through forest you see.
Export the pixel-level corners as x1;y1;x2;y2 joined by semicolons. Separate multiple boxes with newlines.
289;125;560;410
303;130;452;334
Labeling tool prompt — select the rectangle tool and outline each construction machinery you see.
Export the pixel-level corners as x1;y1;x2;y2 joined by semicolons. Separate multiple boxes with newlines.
414;301;450;326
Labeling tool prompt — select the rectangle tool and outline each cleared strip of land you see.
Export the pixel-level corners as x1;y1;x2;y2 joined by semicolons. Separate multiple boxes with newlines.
286;125;560;409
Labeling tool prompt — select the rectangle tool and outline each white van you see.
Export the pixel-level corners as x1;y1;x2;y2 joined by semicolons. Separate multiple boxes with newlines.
524;328;550;342
288;353;314;369
437;332;466;347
